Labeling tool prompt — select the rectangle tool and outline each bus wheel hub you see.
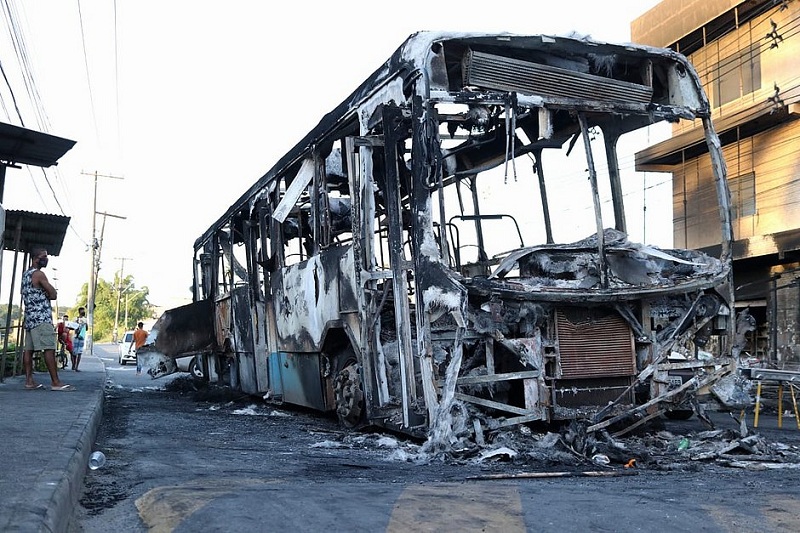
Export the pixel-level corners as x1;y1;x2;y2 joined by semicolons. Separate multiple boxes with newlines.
334;362;363;427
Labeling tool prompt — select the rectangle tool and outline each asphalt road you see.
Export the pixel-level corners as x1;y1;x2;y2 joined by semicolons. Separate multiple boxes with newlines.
69;345;800;532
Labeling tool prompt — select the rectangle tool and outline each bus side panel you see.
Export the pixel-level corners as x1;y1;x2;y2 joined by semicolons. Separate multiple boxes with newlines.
273;352;327;411
253;299;270;392
231;286;258;394
267;351;284;399
338;248;358;313
275;249;346;352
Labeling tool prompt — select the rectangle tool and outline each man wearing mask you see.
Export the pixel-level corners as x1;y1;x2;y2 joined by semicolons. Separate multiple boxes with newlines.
22;247;72;391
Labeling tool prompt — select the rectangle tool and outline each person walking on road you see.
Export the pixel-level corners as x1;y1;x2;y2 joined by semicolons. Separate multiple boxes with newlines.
21;247;73;391
72;306;87;371
130;322;148;375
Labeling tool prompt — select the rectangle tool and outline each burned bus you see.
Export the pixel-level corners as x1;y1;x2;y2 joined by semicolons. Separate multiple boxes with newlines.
141;32;736;438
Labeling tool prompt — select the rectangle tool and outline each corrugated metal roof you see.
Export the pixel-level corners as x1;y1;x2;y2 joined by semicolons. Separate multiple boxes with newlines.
2;209;70;256
0;122;75;168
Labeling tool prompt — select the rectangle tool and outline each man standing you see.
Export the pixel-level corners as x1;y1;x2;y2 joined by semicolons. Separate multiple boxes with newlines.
72;306;87;371
130;321;148;375
22;247;72;391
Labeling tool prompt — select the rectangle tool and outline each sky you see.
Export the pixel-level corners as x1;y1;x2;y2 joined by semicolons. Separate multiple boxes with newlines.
0;0;664;311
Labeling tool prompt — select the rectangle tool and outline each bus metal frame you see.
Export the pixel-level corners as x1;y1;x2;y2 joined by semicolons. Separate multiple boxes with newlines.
140;32;737;440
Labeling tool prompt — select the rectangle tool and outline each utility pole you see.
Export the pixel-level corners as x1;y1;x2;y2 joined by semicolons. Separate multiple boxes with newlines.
113;256;132;342
82;171;124;358
52;267;59;318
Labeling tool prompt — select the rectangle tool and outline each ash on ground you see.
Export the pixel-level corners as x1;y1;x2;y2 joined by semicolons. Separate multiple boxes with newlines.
168;378;800;473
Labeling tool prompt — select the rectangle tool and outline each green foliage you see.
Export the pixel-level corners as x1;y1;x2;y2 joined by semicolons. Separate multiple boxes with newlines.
2;343;18;377
72;273;153;342
0;305;21;328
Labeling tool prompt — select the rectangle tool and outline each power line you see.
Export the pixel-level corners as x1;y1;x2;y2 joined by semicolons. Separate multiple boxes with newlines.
76;0;98;142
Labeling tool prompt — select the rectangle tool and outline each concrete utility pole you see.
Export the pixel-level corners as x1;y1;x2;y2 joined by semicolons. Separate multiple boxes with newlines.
52;267;58;318
82;171;124;358
113;256;132;342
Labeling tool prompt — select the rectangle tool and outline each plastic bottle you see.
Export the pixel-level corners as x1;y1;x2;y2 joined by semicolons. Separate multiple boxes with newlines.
677;437;690;451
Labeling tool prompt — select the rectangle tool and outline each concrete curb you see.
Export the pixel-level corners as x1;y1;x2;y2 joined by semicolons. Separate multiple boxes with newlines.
0;353;107;533
44;388;104;533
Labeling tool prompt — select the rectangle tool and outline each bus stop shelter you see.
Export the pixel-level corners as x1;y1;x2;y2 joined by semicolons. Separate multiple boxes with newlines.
0;122;75;381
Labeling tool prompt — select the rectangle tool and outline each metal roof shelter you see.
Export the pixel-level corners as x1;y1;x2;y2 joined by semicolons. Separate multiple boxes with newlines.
0;123;75;382
0;121;76;168
2;210;70;256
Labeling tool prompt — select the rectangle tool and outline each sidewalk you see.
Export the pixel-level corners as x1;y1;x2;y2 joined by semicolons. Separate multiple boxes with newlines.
0;352;105;533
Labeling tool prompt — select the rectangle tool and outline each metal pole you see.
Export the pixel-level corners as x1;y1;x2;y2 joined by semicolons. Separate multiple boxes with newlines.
86;173;98;358
52;268;58;317
112;257;131;342
770;276;778;363
0;219;22;382
81;170;125;355
124;294;129;333
113;264;123;342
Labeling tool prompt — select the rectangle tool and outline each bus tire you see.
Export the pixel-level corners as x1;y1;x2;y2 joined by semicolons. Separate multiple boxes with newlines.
333;350;365;428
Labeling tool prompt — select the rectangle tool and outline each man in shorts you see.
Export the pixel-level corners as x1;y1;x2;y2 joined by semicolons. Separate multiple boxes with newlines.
72;306;87;371
22;247;72;391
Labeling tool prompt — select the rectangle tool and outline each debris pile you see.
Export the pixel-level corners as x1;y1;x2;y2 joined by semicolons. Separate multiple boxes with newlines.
333;418;800;473
449;422;800;472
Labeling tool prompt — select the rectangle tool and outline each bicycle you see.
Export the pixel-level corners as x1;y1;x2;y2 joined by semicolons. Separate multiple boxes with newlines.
57;342;69;370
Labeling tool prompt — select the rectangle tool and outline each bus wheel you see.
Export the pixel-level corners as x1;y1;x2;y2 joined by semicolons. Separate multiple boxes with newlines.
334;355;364;428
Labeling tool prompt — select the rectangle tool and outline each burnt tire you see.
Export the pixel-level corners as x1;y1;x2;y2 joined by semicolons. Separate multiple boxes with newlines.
333;352;365;428
664;409;694;420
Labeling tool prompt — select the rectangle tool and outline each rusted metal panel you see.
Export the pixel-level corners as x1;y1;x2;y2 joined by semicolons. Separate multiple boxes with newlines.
556;310;636;379
215;296;231;351
554;377;635;411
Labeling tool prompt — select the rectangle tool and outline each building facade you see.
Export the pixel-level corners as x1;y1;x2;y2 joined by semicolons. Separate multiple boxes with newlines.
632;0;800;363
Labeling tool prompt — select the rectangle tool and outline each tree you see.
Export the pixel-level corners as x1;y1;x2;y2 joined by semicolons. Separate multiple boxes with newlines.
0;304;21;327
71;274;152;342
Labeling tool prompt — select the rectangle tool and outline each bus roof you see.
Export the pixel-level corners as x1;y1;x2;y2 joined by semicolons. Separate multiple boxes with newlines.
195;31;693;250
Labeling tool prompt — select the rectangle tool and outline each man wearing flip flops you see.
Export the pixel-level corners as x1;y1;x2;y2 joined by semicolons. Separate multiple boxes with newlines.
21;247;73;392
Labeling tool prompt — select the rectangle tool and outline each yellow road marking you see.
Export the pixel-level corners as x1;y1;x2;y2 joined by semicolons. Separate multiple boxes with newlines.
135;479;272;533
387;482;525;533
702;496;800;533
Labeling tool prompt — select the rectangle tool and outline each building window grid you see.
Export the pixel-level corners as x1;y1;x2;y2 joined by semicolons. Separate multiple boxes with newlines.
729;171;756;219
713;44;761;108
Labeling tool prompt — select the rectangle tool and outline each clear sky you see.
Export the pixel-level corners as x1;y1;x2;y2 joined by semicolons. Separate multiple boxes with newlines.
0;0;663;311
